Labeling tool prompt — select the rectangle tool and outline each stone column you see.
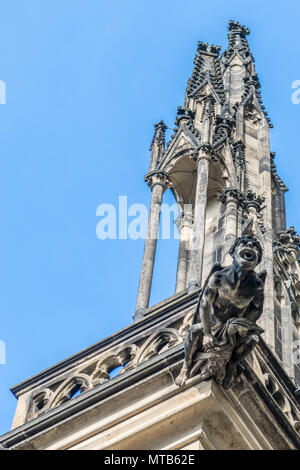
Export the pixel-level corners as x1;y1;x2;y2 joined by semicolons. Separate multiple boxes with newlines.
257;122;276;352
175;207;193;293
187;145;212;292
135;171;169;321
281;299;294;377
220;189;243;265
235;107;244;142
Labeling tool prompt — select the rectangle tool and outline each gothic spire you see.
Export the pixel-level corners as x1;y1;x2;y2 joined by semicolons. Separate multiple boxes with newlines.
185;42;225;104
226;20;251;62
148;120;167;172
149;120;167;151
222;20;273;128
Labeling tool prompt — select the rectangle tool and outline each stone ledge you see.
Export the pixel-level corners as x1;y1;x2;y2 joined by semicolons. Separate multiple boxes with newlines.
10;290;198;398
0;345;183;449
1;340;300;450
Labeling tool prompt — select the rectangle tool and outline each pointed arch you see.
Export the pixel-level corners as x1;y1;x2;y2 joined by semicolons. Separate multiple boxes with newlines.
49;374;92;408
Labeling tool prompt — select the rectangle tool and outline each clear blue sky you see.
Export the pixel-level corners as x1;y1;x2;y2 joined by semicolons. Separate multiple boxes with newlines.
0;0;299;435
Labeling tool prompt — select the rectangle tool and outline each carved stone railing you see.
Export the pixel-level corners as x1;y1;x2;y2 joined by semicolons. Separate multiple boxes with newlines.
26;327;184;422
6;289;300;444
11;290;197;426
243;344;300;437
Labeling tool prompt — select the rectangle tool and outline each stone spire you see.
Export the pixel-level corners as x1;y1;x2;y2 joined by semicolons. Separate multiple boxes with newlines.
185;42;225;104
222;20;273;127
135;20;294;363
2;20;300;452
226;20;251;62
148;120;167;172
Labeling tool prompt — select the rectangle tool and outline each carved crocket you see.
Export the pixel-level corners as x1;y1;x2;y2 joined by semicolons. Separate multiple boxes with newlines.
176;232;266;389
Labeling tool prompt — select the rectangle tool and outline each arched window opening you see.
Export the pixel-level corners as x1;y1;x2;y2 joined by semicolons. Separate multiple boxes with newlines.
70;385;82;399
109;365;124;379
202;163;225;280
149;188;179;307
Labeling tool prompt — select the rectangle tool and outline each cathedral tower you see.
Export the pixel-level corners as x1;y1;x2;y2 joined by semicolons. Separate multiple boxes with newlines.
1;21;300;451
135;21;300;381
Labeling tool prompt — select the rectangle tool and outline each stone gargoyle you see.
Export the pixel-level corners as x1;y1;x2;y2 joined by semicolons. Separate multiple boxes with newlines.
176;232;266;389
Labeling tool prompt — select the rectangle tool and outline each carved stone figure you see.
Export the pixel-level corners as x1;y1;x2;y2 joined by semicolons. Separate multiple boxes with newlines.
273;226;300;313
176;232;266;389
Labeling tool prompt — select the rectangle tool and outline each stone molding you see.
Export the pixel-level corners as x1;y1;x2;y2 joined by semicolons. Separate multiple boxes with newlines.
219;188;244;207
144;170;170;190
190;144;215;163
1;332;300;449
174;106;195;127
2;288;300;450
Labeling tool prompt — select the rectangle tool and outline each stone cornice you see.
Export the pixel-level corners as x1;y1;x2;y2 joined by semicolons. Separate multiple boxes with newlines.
0;346;184;449
191;144;216;163
219;188;245;206
243;189;265;212
2;282;300;449
144;170;170;189
9;289;199;398
174;106;195;127
1;335;300;449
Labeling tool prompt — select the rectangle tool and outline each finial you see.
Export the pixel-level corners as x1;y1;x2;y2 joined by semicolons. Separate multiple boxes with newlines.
228;20;250;36
175;106;195;127
149;120;167;151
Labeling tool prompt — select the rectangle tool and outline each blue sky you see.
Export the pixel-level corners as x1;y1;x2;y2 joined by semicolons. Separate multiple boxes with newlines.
0;0;299;434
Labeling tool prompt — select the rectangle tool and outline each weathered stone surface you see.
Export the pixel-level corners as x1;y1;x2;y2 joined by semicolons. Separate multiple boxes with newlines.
176;231;266;389
1;19;299;451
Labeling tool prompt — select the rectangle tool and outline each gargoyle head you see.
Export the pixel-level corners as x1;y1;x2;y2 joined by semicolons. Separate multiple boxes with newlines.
229;233;263;269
